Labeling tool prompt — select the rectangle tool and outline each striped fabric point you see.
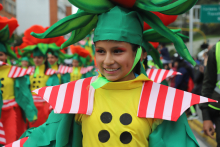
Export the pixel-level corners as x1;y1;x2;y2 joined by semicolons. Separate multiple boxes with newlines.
80;66;94;74
146;69;181;83
0;61;7;66
0;121;6;145
137;81;217;121
2;99;17;109
57;65;72;74
4;137;28;147
45;68;57;75
33;76;98;115
8;66;34;78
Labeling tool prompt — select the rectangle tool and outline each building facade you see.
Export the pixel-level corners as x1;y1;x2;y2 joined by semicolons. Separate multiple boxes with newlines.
15;0;72;35
0;0;16;18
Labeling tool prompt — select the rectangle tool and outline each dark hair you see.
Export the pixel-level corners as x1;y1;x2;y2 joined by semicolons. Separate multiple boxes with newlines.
131;43;141;75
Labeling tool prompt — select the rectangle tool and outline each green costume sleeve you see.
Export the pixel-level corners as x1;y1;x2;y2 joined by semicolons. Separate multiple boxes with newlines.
0;81;3;118
14;76;38;121
22;111;82;147
149;113;199;147
46;74;60;86
61;73;71;84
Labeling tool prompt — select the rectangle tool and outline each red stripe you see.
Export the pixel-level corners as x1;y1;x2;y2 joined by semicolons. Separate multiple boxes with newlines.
23;69;28;76
20;137;28;146
190;94;200;106
171;89;184;121
0;134;5;138
148;69;154;79
60;81;76;113
138;81;153;117
154;84;168;119
208;98;217;102
78;77;92;114
154;69;162;82
48;85;61;109
11;66;18;78
161;70;169;82
8;66;13;77
38;87;47;99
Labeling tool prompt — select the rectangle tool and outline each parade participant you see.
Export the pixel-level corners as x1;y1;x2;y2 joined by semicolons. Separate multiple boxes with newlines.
0;16;37;144
5;1;218;146
200;41;220;146
18;25;61;128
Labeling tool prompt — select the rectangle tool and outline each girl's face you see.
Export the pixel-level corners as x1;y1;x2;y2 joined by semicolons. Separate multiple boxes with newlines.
0;52;7;63
33;56;45;66
95;40;136;82
47;54;58;65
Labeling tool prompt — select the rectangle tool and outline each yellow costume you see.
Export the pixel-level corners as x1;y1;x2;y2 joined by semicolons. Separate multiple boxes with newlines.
51;64;61;83
70;67;82;82
76;75;155;146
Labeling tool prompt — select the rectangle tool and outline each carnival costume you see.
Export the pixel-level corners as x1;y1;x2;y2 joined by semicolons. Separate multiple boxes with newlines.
18;25;65;128
0;16;37;144
5;0;218;147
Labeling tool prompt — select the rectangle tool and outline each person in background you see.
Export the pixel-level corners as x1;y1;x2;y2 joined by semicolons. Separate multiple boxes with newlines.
200;41;220;146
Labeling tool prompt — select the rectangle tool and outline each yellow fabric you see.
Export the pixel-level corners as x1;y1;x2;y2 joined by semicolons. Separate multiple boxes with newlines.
76;74;155;147
51;64;61;84
30;64;50;95
0;65;15;100
70;67;82;82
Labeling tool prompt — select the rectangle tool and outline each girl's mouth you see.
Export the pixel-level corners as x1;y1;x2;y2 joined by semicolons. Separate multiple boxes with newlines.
104;68;120;74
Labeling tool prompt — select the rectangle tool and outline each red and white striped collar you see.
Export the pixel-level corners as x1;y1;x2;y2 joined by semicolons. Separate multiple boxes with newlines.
0;61;7;66
57;65;94;75
33;76;217;122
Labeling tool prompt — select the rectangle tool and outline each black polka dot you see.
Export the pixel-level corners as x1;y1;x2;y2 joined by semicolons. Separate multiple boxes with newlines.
98;130;110;143
1;90;3;94
1;84;4;88
33;86;35;88
100;112;112;124
37;86;39;88
1;78;4;81
38;81;41;83
120;113;132;125
33;81;36;84
120;131;132;144
39;76;41;78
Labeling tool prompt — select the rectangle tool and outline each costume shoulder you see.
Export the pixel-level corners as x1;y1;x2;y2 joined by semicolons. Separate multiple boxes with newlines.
33;76;216;122
33;76;97;115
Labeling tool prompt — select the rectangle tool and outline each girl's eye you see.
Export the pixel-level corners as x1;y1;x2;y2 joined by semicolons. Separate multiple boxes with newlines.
114;49;124;54
96;49;105;54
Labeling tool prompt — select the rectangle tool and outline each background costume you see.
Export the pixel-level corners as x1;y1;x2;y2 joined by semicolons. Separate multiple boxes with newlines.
0;15;37;144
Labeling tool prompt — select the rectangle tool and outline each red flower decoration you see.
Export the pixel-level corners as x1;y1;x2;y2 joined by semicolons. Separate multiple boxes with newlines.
110;0;136;8
149;42;159;49
0;16;19;37
70;45;92;59
143;12;177;31
0;4;3;11
19;25;67;49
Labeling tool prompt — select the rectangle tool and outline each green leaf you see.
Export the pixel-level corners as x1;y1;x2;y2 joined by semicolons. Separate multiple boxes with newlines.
151;0;171;5
61;15;98;49
68;0;114;14
0;25;10;43
135;0;187;13
31;11;95;39
5;43;17;59
140;10;196;66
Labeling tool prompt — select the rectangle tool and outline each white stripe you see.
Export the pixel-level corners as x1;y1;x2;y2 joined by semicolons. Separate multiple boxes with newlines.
0;122;3;127
180;92;192;114
54;83;68;113
68;67;73;73
86;76;97;115
43;87;53;103
149;69;158;81
3;99;15;103
69;79;84;113
46;69;51;75
0;137;6;143
32;95;42;99
156;69;165;83
12;139;20;147
177;72;182;75
199;96;209;103
146;69;151;77
8;66;16;77
19;68;26;77
146;82;160;117
2;101;17;108
0;130;5;135
162;87;176;120
33;89;40;95
137;82;146;116
34;99;46;103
